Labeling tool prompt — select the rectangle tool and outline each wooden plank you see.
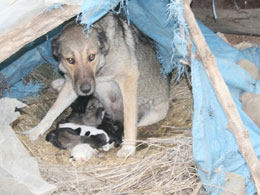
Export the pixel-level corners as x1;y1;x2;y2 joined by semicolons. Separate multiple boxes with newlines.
192;8;260;36
0;5;79;63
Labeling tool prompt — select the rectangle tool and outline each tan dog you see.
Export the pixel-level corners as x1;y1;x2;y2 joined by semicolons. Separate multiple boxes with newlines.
25;13;169;157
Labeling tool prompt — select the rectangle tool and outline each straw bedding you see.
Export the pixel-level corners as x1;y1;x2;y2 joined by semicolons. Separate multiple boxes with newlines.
11;60;201;194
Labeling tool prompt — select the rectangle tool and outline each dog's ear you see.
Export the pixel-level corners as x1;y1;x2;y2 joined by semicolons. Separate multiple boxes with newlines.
52;36;61;60
96;28;110;56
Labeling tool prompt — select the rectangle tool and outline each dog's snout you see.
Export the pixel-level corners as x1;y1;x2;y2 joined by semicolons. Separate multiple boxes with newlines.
80;83;92;95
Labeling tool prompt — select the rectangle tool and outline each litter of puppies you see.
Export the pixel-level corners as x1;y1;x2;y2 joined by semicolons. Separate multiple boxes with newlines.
46;95;124;161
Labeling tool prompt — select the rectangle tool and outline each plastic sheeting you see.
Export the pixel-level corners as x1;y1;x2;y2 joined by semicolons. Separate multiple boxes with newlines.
0;98;56;195
1;0;260;194
0;0;82;34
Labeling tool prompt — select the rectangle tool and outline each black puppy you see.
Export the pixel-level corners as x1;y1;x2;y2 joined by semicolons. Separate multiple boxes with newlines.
98;115;123;147
46;127;103;150
66;95;104;127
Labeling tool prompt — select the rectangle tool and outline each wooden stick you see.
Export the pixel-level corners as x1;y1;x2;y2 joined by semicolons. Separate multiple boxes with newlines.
182;0;260;193
0;5;79;64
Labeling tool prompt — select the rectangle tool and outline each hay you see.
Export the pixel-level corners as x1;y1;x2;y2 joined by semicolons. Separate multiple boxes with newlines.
12;63;203;194
39;136;201;195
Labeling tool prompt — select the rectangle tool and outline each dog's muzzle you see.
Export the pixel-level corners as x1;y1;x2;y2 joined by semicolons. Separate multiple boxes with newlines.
78;81;95;96
80;83;92;94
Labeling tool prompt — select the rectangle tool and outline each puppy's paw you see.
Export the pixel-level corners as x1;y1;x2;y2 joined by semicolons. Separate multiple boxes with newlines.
51;78;65;92
117;144;136;158
102;143;112;152
70;144;98;162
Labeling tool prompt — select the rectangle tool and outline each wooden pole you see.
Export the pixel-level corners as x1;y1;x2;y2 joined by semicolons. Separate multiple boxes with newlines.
182;0;260;193
0;5;79;64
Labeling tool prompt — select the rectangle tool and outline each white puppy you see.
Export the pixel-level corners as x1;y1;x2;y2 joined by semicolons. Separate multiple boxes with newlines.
70;144;98;162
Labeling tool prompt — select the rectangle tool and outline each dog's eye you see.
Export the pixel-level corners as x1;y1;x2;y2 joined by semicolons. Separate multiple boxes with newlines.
66;58;75;64
88;54;95;62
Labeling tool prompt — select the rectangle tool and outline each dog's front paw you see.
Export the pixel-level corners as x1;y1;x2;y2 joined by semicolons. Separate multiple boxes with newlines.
23;127;44;141
117;144;136;158
70;144;98;162
51;78;65;92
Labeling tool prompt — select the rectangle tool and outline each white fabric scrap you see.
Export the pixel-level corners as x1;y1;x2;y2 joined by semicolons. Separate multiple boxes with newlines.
0;98;56;195
0;0;82;34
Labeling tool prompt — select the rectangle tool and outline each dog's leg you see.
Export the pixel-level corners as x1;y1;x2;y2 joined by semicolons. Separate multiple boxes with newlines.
116;73;139;157
24;80;77;141
138;101;169;127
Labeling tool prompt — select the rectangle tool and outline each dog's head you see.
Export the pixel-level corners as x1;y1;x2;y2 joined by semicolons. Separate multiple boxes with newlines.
52;23;109;96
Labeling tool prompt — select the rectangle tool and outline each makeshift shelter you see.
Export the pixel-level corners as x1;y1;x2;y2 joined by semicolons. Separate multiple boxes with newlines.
0;0;260;194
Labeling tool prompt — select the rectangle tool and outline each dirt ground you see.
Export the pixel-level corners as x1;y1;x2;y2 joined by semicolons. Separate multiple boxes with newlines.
11;32;260;194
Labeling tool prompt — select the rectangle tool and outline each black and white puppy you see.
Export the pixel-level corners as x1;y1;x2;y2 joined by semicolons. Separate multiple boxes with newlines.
58;123;111;151
45;125;110;151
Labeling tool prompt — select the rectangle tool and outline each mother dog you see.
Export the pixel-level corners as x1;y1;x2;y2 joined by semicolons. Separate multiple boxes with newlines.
26;13;169;157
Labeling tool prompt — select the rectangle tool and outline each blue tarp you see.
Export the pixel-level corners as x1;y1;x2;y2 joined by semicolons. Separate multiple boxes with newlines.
1;0;260;194
192;22;260;194
0;36;58;99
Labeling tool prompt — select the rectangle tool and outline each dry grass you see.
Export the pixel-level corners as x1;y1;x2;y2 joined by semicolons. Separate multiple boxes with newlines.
39;136;201;195
12;63;203;194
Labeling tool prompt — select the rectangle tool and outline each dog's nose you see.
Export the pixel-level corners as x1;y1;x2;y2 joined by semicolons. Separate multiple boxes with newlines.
80;83;92;95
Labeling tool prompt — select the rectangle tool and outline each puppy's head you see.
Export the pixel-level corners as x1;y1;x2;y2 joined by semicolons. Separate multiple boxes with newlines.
46;128;83;150
82;97;104;127
52;23;109;96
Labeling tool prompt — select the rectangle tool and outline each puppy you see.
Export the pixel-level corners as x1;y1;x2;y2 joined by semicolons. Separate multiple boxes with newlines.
97;115;123;147
26;13;169;157
46;124;111;151
46;127;100;150
66;96;105;127
46;128;99;162
70;144;98;162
